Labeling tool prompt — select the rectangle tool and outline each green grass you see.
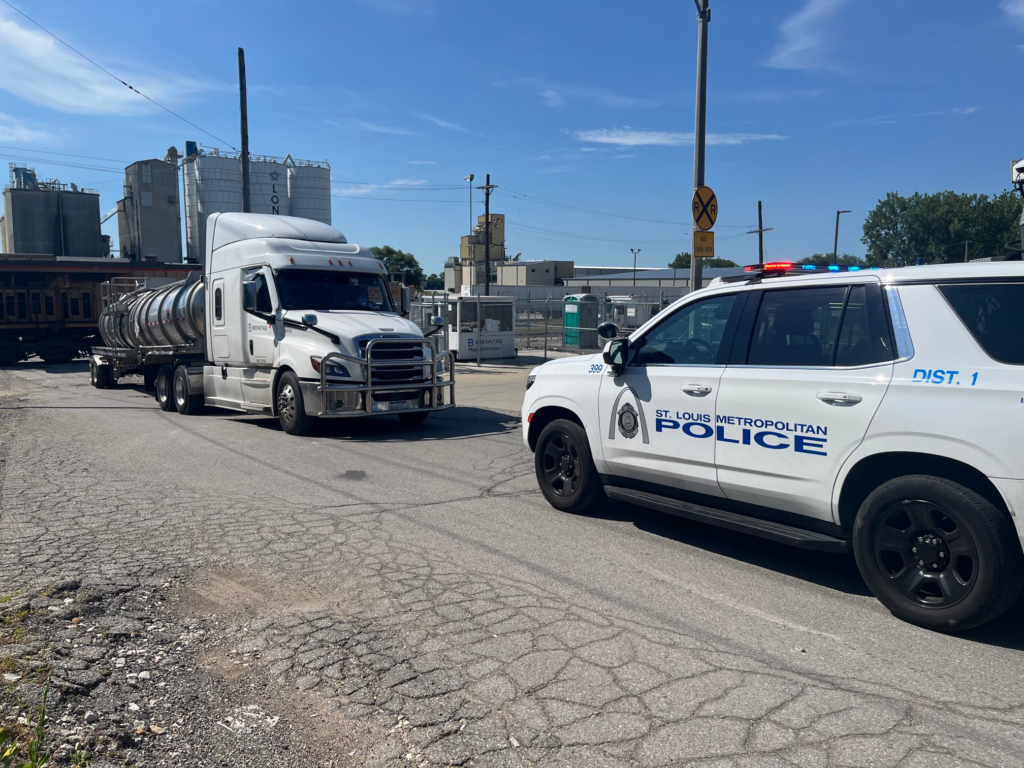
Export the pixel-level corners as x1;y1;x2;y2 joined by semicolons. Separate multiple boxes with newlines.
0;684;51;768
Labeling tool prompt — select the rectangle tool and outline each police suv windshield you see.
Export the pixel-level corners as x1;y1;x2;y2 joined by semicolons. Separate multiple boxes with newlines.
276;270;393;312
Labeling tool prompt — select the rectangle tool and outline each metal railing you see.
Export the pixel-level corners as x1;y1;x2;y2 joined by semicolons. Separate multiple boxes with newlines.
317;337;455;418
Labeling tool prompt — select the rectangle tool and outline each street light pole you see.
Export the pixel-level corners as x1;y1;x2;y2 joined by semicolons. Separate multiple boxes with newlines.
833;210;851;266
691;0;710;292
631;248;641;288
463;174;475;237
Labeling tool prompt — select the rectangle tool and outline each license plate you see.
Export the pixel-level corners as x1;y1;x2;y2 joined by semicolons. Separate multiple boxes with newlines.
377;400;414;412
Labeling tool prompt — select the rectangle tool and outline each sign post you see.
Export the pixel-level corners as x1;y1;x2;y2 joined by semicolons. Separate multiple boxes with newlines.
692;185;717;278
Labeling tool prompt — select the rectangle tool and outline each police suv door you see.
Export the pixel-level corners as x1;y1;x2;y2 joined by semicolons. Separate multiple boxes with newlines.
598;291;741;498
715;282;894;521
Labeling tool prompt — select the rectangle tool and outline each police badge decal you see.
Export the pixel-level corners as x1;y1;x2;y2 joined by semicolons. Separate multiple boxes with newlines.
617;402;639;439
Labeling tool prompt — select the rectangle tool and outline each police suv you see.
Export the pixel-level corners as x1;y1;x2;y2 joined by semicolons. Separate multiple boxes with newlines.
523;261;1024;631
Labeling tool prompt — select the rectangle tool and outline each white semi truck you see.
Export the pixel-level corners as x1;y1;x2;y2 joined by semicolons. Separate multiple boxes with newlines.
89;213;454;435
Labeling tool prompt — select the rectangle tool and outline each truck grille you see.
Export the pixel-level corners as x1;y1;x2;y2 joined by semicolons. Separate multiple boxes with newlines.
359;337;428;399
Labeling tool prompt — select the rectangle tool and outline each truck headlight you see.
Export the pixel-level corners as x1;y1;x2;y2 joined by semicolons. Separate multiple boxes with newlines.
526;374;536;390
310;356;351;378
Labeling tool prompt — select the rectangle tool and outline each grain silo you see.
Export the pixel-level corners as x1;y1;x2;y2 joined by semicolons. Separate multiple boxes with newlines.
250;156;290;217
287;159;332;225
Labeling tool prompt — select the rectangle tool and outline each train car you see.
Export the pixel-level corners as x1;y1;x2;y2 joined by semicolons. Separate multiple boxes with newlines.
0;254;198;365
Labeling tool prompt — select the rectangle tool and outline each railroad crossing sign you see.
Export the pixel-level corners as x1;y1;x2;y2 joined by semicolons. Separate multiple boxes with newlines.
692;186;717;231
693;230;715;258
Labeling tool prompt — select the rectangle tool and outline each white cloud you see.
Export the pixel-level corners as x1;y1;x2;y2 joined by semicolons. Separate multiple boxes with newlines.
417;114;470;133
0;9;224;116
353;120;420;137
1002;0;1024;25
496;78;661;109
0;112;51;143
574;127;786;147
408;160;436;165
541;89;563;107
613;154;636;160
766;0;851;72
832;106;981;127
332;179;427;197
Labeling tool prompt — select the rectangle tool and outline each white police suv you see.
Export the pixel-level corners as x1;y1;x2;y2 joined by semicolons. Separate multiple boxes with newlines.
523;261;1024;631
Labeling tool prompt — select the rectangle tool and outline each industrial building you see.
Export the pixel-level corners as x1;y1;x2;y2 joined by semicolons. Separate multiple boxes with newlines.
562;267;746;291
1;165;104;257
181;142;331;263
115;148;182;262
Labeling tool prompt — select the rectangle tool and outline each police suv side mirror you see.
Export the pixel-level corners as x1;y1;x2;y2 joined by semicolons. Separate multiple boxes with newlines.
603;338;629;374
597;321;619;339
242;281;257;313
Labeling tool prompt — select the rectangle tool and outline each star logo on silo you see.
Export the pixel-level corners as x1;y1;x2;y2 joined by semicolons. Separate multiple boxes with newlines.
268;170;281;182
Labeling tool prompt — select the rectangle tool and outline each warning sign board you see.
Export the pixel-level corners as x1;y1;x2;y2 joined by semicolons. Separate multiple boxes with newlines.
692;186;717;230
693;230;715;258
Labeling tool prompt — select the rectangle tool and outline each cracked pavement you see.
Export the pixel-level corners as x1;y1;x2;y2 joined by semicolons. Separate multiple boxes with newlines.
2;360;1024;766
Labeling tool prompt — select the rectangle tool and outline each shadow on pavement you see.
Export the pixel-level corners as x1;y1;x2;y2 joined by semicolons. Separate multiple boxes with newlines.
0;360;89;374
238;405;520;442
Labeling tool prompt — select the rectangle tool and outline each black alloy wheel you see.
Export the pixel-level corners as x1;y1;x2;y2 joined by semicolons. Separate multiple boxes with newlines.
871;499;978;609
853;475;1024;632
534;419;605;514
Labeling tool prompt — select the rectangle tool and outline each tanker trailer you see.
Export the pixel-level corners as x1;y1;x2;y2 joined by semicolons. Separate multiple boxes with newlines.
89;212;454;436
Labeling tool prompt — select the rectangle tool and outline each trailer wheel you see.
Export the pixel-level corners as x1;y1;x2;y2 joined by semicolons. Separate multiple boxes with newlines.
143;365;158;393
155;365;176;412
90;360;111;389
276;371;313;436
173;366;203;415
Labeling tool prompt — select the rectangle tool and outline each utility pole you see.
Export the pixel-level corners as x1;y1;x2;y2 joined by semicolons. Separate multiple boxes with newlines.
238;47;251;213
631;248;641;287
745;202;773;264
833;210;851;266
691;0;710;292
964;240;969;263
464;174;475;237
477;174;497;296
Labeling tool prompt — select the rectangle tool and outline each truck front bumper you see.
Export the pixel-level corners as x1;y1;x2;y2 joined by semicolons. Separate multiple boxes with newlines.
299;380;456;418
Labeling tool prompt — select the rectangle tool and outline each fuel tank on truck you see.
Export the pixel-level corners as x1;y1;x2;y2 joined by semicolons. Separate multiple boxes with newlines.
99;274;205;350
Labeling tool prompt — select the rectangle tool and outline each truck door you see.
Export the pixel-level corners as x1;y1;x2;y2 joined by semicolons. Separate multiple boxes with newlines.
243;268;278;365
715;283;894;522
597;291;741;499
210;278;230;360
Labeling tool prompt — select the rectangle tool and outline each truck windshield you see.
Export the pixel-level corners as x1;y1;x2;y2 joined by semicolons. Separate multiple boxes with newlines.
275;270;393;312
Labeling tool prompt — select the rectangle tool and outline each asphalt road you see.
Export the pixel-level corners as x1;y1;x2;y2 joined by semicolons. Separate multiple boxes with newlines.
2;359;1023;766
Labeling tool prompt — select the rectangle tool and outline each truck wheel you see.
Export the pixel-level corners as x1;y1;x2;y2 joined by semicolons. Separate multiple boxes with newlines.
276;371;313;436
535;419;605;514
398;411;430;426
143;365;158;392
853;475;1024;632
155;365;176;412
173;366;203;415
90;360;110;389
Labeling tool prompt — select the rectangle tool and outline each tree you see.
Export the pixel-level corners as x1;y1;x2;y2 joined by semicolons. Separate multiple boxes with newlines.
703;257;739;268
798;253;866;266
862;191;1023;267
669;253;738;269
370;246;425;287
423;273;444;290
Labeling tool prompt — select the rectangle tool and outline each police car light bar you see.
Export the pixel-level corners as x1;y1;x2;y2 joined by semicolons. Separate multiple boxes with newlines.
742;262;878;275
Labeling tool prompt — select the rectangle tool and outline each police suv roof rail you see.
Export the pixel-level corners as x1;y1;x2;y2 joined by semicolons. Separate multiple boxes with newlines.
719;262;880;284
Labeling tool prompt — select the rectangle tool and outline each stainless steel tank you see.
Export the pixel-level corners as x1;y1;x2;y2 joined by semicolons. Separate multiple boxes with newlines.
100;278;205;350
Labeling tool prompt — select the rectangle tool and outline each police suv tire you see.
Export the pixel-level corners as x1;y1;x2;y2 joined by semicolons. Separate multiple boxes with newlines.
398;411;430;426
276;371;313;436
173;366;203;415
155;365;176;412
535;419;605;514
852;475;1024;632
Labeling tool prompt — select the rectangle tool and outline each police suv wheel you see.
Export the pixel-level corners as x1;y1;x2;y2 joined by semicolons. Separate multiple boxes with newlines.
853;475;1024;632
535;419;605;514
155;365;175;412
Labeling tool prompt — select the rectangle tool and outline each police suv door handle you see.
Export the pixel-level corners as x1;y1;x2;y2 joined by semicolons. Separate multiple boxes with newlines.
682;384;713;396
817;392;862;405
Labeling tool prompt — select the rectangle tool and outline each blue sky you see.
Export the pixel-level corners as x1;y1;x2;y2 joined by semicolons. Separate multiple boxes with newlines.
1;0;1022;273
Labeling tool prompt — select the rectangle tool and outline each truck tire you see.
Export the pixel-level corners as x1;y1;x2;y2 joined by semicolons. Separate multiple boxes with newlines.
173;366;203;415
90;360;110;389
398;411;430;426
853;475;1024;632
534;419;605;514
155;365;176;412
276;371;313;436
143;365;158;393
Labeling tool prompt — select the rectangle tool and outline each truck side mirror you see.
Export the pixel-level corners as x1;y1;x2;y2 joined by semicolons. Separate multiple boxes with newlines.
603;338;629;374
400;286;411;317
242;281;257;313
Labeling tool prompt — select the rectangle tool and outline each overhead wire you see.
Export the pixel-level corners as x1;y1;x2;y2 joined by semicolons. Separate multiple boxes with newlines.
0;0;237;150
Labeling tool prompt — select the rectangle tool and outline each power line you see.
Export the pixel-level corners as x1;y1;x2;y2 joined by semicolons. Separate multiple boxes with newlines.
497;187;690;226
0;145;129;164
0;153;123;174
508;222;686;245
0;0;236;150
333;196;472;203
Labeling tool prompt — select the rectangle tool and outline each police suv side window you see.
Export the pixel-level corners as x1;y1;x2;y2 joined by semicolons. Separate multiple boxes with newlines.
632;294;737;366
834;284;894;366
747;287;847;367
